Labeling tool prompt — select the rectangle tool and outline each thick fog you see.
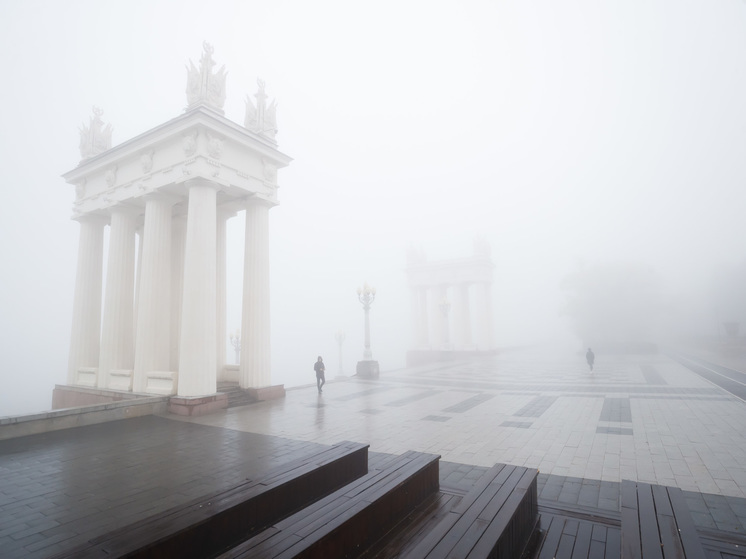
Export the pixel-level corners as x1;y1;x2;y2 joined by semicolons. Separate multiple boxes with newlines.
1;0;746;416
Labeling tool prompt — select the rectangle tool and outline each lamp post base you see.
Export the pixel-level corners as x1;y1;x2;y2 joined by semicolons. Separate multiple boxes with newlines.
356;360;380;379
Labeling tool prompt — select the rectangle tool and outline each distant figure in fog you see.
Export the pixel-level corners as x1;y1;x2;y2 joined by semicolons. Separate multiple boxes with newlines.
586;348;595;372
314;356;326;393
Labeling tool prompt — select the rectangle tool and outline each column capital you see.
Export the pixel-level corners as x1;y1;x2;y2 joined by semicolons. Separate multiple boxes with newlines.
73;213;109;226
183;178;221;191
245;194;278;209
107;203;143;218
141;191;182;206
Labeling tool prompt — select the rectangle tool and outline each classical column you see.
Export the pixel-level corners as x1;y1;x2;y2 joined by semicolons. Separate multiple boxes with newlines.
240;198;273;388
67;214;107;385
216;208;234;381
133;224;143;342
430;285;448;349
133;195;174;392
170;214;186;372
410;285;421;349
476;281;493;351
177;180;218;396
98;207;138;388
418;287;430;348
439;288;452;349
454;283;472;350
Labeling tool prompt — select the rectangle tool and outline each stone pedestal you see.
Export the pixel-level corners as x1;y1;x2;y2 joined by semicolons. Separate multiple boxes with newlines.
168;393;228;416
246;384;285;401
356;360;380;379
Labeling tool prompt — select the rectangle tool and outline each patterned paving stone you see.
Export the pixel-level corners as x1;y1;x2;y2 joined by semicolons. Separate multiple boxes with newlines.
3;347;746;556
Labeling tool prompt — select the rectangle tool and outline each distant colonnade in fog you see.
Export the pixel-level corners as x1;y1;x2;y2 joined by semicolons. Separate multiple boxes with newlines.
406;241;494;352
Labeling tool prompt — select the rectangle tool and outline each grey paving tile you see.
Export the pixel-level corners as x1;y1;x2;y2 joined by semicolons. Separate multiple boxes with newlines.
385;390;442;407
442;393;494;413
3;349;746;555
577;481;601;507
640;364;666;385
599;398;632;422
513;395;557;418
422;415;450;422
597;426;634;435
500;421;532;428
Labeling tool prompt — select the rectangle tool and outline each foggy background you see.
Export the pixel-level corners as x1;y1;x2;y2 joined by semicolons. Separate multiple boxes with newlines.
1;0;746;416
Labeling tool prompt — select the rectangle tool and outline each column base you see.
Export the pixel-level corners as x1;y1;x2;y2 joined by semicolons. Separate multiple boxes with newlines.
356;360;380;379
168;393;228;417
75;367;98;387
246;384;285;401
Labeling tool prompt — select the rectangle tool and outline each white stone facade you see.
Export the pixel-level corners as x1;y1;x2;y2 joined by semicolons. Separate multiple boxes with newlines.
406;240;495;352
64;45;291;398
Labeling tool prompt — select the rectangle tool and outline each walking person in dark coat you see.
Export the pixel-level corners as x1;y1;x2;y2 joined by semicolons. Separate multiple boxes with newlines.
586;348;595;372
314;356;326;393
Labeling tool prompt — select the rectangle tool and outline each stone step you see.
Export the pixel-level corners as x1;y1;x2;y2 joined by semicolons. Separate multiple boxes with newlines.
217;383;258;408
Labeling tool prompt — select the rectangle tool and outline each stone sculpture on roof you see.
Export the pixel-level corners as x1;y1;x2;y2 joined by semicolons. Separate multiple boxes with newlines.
244;78;278;140
78;107;113;161
185;41;227;114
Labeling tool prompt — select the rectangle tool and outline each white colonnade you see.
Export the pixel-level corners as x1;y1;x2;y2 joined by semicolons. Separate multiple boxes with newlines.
63;44;291;400
66;181;278;398
407;241;495;352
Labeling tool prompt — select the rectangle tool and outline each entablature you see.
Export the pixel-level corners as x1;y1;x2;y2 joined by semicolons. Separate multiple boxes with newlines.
63;106;292;219
407;256;494;287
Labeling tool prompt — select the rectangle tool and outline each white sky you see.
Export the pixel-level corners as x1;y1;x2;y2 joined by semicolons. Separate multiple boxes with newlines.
1;0;746;415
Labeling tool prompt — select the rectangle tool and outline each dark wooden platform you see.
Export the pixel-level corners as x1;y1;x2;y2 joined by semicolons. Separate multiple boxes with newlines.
218;450;441;558
535;512;621;559
621;480;706;559
45;438;544;559
50;440;369;559
394;463;539;558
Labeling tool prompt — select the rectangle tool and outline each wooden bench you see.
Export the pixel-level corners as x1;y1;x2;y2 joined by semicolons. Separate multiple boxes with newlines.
400;463;539;558
52;440;369;559
621;480;706;559
219;450;441;558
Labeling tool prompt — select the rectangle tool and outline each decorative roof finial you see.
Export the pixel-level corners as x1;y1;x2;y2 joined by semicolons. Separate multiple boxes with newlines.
244;78;278;141
185;42;227;114
78;106;113;161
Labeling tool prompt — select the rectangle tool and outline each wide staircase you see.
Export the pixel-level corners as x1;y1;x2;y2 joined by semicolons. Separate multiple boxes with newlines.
51;441;540;558
217;381;258;408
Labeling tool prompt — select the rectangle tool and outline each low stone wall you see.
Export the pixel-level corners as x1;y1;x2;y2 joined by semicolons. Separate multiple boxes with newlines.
52;384;148;409
0;391;169;441
168;393;228;417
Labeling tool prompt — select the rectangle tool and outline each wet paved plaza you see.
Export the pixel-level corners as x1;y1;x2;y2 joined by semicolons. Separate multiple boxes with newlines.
3;346;746;557
185;347;746;498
